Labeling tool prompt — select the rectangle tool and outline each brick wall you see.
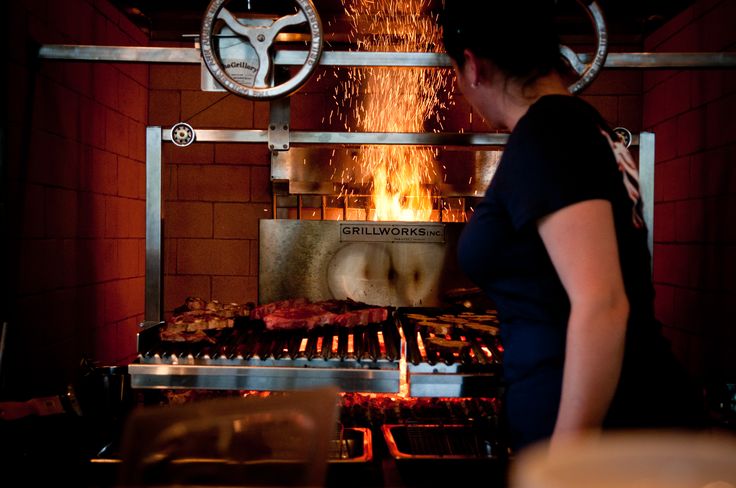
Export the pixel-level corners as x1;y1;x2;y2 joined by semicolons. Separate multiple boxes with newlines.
4;0;148;397
149;58;272;315
643;0;736;379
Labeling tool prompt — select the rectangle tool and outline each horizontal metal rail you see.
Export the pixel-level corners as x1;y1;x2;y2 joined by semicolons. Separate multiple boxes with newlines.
163;129;515;146
38;45;736;69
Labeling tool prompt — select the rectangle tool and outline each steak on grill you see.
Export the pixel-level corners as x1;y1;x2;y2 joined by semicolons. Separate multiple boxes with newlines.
258;299;389;330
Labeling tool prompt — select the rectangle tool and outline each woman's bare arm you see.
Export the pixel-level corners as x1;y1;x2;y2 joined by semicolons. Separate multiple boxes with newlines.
537;199;629;446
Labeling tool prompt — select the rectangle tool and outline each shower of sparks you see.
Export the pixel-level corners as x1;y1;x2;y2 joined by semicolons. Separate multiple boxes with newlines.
337;0;451;222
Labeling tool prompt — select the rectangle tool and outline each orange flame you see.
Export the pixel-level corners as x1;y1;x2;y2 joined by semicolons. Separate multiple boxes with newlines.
339;0;449;222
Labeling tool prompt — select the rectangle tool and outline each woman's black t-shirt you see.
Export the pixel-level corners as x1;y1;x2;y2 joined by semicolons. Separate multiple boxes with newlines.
458;95;703;449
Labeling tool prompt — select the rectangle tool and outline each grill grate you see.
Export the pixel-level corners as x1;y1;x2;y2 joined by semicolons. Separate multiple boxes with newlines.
141;319;401;364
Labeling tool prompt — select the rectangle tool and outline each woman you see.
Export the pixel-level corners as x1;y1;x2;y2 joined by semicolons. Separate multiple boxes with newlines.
440;1;705;452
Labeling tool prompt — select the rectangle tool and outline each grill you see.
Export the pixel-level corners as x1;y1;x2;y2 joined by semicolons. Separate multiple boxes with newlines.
128;304;503;397
130;317;402;392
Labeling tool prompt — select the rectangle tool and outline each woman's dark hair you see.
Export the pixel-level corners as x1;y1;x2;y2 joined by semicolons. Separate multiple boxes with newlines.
440;0;567;84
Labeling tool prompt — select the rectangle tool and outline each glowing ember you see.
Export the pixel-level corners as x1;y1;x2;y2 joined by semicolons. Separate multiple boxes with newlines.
338;0;450;222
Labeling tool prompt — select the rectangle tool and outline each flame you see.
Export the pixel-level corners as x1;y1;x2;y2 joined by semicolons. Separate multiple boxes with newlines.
338;0;449;222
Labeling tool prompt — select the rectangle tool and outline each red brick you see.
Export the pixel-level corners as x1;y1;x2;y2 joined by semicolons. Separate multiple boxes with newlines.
164;238;178;274
250;239;259;277
138;239;146;276
163;142;214;164
150;65;201;91
164;201;213;238
46;187;79;238
290;92;326;131
653;201;677;242
93;64;119;110
723;244;736;291
27;132;81;190
666;72;692;119
121;198;146;238
51;0;94;43
642;69;676;93
212;276;258;305
164;274;212;313
214;203;271;239
617;96;642;133
6;63;30;125
675;198;706;242
92;322;118;364
653;243;689;286
118;238;142;279
104;277;145;324
705;92;736;148
79;97;107;149
181;90;255;129
657;21;701;53
82;147;118;196
105;110;130;157
685;243;707;288
586;71;642;96
118;156;143;198
699;0;736;51
251;166;273;203
63;62;93;97
119;63;149;90
128;277;146;319
644;2;696;50
701;244;726;290
34;77;81;142
655;156;690;202
19;239;64;293
105;196;121;238
61;239;80;287
118;74;148;123
643;74;675;126
177;239;250;275
149;90;181;126
676;109;707;156
652;118;678;163
215;143;271;165
725;194;736;242
22;184;46;239
691;70;736;108
128;118;148;163
253;101;270;129
163;165;178;200
690;149;727;199
672;287;703;334
77;283;107;333
77;238;117;284
116;316;141;362
177;165;251;202
51;288;83;343
702;196;726;243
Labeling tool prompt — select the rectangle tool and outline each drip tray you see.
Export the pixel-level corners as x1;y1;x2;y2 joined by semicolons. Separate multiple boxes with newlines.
382;424;501;460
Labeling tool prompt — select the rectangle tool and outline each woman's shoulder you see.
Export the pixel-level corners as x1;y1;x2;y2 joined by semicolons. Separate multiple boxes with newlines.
526;94;602;128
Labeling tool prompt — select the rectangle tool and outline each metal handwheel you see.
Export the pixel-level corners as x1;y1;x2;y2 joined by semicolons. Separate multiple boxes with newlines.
200;0;323;100
560;0;609;94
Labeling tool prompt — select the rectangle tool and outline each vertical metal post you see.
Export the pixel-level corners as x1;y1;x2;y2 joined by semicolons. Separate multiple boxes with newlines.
638;132;655;263
145;127;163;321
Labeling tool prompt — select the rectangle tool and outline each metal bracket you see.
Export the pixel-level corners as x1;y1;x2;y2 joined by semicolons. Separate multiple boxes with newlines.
268;94;291;151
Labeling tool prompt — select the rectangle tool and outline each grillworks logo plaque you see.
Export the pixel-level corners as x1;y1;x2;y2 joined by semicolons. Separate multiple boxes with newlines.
339;222;445;243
